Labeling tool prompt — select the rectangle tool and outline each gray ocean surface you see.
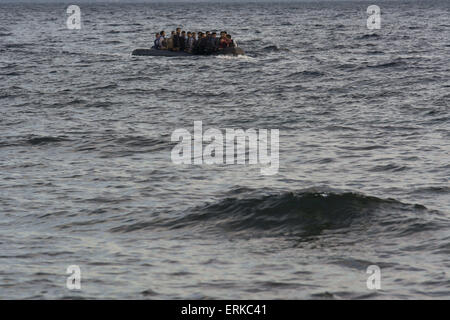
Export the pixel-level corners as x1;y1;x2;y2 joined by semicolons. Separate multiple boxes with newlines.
0;0;449;299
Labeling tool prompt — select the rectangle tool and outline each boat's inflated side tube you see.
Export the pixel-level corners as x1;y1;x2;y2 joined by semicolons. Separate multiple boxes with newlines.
131;49;191;57
218;47;245;56
131;47;245;57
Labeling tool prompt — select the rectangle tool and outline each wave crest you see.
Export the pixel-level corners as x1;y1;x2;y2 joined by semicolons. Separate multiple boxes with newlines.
112;188;437;238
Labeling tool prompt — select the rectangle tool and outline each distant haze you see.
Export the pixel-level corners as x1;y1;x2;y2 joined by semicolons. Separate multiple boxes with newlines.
0;0;394;3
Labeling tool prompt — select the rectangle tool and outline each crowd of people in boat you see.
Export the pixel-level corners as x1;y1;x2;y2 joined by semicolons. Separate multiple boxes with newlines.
152;28;236;55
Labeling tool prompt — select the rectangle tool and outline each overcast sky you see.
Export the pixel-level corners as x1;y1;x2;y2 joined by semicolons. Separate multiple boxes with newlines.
0;0;390;3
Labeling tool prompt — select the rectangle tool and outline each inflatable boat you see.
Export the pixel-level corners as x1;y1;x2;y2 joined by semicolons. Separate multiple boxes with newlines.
131;47;245;57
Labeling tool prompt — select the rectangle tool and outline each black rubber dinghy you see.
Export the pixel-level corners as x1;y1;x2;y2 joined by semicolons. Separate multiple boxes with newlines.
132;47;245;57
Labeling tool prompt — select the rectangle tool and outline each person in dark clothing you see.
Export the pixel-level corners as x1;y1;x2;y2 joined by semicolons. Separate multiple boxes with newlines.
209;32;218;53
186;31;194;53
173;27;182;51
213;32;220;47
197;32;208;55
180;31;186;51
159;31;167;49
152;33;161;49
190;32;197;53
193;32;202;54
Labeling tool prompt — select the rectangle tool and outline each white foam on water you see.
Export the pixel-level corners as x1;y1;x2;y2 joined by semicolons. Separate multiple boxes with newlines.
215;54;257;62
